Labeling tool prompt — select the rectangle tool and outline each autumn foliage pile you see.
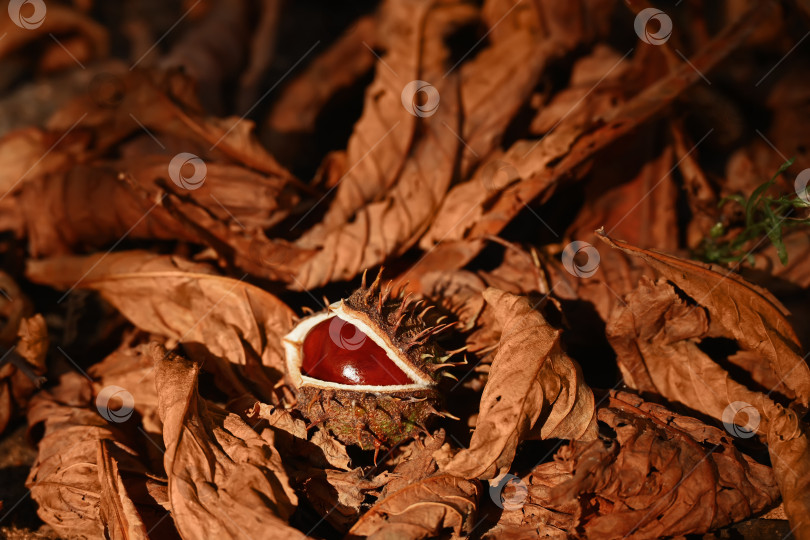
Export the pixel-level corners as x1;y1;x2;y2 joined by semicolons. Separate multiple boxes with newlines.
1;0;810;538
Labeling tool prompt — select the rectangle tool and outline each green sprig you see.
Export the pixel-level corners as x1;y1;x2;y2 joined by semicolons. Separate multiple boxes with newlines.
696;158;810;266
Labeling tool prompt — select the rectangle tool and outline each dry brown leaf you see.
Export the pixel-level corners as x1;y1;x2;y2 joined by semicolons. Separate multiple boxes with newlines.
568;142;678;253
302;468;391;533
9;163;196;257
598;231;810;408
671;121;720;249
442;288;596;480
254;402;353;471
153;344;301;539
158;0;253;113
251;402;396;532
0;3;107;69
765;402;810;538
413;3;765;279
0;273;46;435
381;431;446;497
47;69;293;181
449;0;616;182
606;278;771;426
347;474;480;539
452;0;571;179
26;251;294;403
538;391;780;539
88;336;166;472
294;0;474;243
26;371;174;539
605;275;778;435
96;439;179;540
529;43;630;136
749;230;810;291
600;244;810;537
0;127;84;204
244;0;475;289
265;15;376;137
487;460;576;539
10;155;296;258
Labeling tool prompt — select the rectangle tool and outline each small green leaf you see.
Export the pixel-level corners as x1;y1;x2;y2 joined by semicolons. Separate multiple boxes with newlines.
695;158;806;267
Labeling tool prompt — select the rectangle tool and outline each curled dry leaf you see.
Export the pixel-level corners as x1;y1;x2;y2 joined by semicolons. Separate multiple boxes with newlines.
153;344;301;539
600;235;810;538
413;3;766;280
254;402;354;472
381;430;446;497
555;392;780;538
420;0;616;247
0;69;300;260
295;0;473;240
158;0;253;113
302;468;391;533
452;0;577;179
252;402;392;532
486;460;576;539
442;288;596;480
247;0;476;289
0;3;107;69
10;156;296;258
26;251;295;402
0;272;47;435
765;402;810;538
265;15;377;138
89;336;166;470
598;230;810;407
346;474;480;539
419;243;546;352
502;391;779;540
605;275;778;435
47;69;292;181
26;371;175;539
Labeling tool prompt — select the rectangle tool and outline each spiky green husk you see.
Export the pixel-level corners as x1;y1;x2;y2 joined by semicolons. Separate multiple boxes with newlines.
296;386;440;450
341;271;455;380
290;271;457;450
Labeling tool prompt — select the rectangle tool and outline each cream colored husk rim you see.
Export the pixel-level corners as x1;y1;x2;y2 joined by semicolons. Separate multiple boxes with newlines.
283;301;433;392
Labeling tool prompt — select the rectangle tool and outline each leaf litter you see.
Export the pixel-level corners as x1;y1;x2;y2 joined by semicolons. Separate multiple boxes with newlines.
1;0;809;539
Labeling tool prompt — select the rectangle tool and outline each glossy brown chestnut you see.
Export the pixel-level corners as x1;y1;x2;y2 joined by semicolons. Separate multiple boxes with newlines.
301;316;413;386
